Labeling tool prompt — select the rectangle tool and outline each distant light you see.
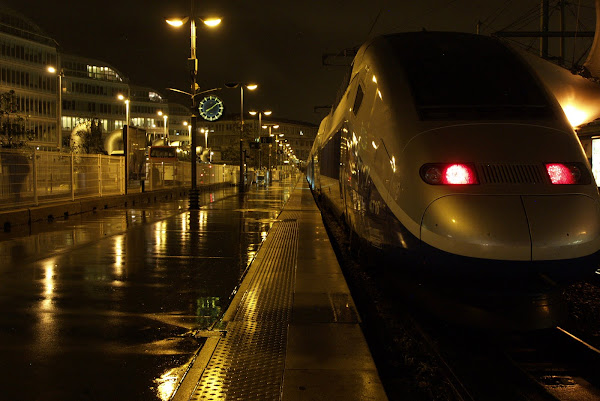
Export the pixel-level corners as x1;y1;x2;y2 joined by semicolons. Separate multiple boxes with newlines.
47;66;57;74
203;18;222;27
372;75;377;84
246;84;258;90
562;104;588;127
263;111;272;116
117;94;125;100
249;111;257;116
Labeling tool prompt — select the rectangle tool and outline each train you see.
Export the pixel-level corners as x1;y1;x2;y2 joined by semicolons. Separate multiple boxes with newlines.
307;31;600;291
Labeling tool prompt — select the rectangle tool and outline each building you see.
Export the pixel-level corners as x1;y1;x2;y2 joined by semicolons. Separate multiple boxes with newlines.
59;53;130;149
0;7;175;153
203;114;317;165
0;7;59;148
0;6;316;162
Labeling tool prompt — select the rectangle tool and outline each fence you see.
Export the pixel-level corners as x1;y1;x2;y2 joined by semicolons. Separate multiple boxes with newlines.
0;148;240;211
1;149;125;209
145;161;239;191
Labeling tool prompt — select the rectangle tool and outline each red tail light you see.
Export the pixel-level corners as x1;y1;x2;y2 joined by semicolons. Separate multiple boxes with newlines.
420;163;478;185
545;163;587;185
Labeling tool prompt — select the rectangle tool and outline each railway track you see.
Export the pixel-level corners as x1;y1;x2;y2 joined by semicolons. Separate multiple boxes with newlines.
503;327;600;401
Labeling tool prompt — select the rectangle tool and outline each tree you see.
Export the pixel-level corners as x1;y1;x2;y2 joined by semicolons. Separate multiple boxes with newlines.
70;118;106;154
218;119;255;163
0;90;34;149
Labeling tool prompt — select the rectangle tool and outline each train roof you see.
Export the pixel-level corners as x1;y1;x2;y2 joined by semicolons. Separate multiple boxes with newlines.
353;31;555;121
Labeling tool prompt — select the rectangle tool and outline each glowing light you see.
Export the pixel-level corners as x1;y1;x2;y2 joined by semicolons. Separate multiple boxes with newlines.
372;141;378;149
546;163;577;184
155;369;179;400
372;75;377;83
41;259;57;311
562;104;588;127
444;164;477;185
246;84;258;90
203;18;222;27
422;163;479;185
47;66;57;74
166;18;187;27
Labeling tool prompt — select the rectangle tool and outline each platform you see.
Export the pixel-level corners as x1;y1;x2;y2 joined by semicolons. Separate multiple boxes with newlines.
173;178;388;401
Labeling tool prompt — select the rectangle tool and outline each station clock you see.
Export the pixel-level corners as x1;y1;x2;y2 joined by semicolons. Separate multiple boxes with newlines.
198;95;224;121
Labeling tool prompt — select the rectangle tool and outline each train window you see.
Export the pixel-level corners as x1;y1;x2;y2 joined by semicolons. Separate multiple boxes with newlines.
352;85;364;115
320;131;342;179
388;33;554;120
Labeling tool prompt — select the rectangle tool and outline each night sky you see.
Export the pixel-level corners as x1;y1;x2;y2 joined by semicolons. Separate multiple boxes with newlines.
1;0;596;124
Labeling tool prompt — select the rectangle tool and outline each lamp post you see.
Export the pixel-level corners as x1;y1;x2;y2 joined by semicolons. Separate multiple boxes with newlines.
248;110;272;170
117;94;130;127
166;6;221;209
275;133;284;170
116;92;131;194
158;111;168;144
47;65;64;150
224;83;257;190
183;120;190;142
262;123;279;184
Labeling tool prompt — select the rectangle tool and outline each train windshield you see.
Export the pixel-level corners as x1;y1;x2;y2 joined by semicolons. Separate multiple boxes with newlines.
389;33;555;120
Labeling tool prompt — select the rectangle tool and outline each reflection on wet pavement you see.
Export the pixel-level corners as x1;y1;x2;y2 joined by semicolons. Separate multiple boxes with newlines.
0;179;296;400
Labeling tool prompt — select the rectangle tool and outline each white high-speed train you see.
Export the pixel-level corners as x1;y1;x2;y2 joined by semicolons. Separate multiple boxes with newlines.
308;32;600;280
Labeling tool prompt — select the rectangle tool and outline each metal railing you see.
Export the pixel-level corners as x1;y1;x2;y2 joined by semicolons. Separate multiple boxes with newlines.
0;148;240;211
145;161;239;191
1;149;126;209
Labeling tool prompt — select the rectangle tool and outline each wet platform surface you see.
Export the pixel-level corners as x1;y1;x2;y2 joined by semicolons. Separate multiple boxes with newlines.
0;180;292;400
0;175;387;400
175;178;387;401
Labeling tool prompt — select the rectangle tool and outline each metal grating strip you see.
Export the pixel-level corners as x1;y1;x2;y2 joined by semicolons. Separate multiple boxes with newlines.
191;220;298;401
479;164;543;184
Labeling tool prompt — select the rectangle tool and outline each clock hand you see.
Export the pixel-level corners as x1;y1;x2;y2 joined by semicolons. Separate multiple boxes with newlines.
206;103;219;112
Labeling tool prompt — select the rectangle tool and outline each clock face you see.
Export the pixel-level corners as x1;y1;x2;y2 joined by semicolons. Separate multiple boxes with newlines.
198;95;224;121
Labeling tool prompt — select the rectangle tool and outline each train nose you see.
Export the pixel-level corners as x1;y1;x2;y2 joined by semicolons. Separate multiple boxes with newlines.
522;195;600;260
421;195;600;261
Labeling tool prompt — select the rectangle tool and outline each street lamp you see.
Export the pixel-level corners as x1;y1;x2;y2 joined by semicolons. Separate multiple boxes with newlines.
47;65;64;150
158;111;168;144
183;121;192;146
224;83;258;191
262;123;279;183
275;133;285;169
117;94;130;128
166;4;221;209
248;110;271;169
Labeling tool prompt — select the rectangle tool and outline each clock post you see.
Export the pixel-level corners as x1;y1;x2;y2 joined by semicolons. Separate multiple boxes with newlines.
189;17;199;209
164;4;221;209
